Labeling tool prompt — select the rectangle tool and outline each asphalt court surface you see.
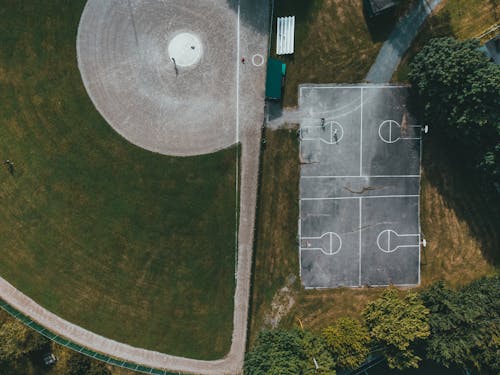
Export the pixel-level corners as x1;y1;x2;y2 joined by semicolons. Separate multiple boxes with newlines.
299;85;422;288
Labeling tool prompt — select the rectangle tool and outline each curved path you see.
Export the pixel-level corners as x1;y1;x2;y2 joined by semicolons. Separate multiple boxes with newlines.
0;0;269;374
365;0;442;83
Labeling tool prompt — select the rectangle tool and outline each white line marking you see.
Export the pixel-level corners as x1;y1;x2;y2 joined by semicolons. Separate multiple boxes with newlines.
234;1;240;280
418;131;423;286
358;198;362;286
301;85;407;90
251;53;264;67
301;175;420;178
360;88;363;176
301;194;419;201
379;120;422;143
300;121;344;144
298;218;302;280
387;229;390;252
300;232;342;255
376;230;421;253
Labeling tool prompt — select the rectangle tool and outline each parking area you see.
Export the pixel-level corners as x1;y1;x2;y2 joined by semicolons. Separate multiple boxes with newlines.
299;84;422;288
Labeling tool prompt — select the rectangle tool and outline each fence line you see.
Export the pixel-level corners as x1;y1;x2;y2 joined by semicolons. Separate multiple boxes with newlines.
0;299;180;375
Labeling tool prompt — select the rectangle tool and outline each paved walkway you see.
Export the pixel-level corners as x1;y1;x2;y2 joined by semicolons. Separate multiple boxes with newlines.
0;0;269;374
268;0;443;129
365;0;442;83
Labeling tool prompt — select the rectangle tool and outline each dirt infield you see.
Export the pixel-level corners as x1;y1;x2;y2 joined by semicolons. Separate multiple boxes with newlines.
0;0;269;374
77;0;239;156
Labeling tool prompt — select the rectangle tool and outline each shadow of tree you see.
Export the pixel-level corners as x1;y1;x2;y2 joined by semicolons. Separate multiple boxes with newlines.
393;8;453;81
225;0;317;38
420;129;500;267
225;0;270;34
363;1;400;43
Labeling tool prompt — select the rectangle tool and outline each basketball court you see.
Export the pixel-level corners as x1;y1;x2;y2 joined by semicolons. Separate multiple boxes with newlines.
299;84;423;288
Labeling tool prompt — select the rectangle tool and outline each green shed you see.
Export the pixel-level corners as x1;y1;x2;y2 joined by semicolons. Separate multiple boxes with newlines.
265;58;286;100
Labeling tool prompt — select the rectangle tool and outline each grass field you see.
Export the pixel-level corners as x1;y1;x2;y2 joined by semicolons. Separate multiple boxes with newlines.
272;0;409;107
393;0;500;81
0;1;237;359
249;128;498;344
248;128;301;344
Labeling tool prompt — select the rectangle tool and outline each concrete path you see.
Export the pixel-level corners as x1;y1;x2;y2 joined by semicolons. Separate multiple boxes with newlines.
0;0;269;374
365;0;442;83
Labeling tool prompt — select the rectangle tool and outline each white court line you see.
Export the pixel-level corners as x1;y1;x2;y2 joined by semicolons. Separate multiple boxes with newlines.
360;88;363;176
301;175;420;178
300;85;407;93
358;198;362;286
300;232;342;255
234;1;240;280
298;217;302;280
301;194;419;201
418;128;423;286
300;122;344;145
387;229;390;252
376;230;420;253
303;283;419;289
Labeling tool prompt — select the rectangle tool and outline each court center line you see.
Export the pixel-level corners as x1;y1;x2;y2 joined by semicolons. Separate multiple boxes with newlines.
301;194;419;201
359;197;362;286
360;87;363;176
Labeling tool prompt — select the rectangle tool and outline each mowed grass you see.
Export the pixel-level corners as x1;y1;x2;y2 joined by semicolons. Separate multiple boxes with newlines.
249;129;498;344
248;128;300;344
273;0;404;107
0;1;237;359
419;135;499;287
393;0;500;81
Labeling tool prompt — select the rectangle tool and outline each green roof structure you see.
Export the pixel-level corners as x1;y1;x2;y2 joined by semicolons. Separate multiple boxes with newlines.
265;58;286;100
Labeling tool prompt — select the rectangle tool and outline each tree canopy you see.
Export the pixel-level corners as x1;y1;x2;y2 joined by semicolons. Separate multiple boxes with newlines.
362;288;430;369
420;277;500;373
67;351;111;375
322;317;371;369
244;329;335;375
408;37;500;180
0;320;47;362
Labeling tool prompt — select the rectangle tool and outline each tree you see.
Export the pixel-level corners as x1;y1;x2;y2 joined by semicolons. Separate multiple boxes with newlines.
0;320;47;362
322;317;371;369
67;351;111;375
420;277;500;373
244;329;335;375
362;288;430;370
301;330;336;375
408;37;500;179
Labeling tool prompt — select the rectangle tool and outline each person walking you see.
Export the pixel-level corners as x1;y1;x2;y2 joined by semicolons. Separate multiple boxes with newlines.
4;160;14;175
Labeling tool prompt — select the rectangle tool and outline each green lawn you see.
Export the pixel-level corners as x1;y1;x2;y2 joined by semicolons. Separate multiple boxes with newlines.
393;0;500;82
248;128;301;345
0;1;237;359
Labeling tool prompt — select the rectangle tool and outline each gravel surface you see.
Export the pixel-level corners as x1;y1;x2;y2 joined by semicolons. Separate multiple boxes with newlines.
0;0;269;373
77;0;240;156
